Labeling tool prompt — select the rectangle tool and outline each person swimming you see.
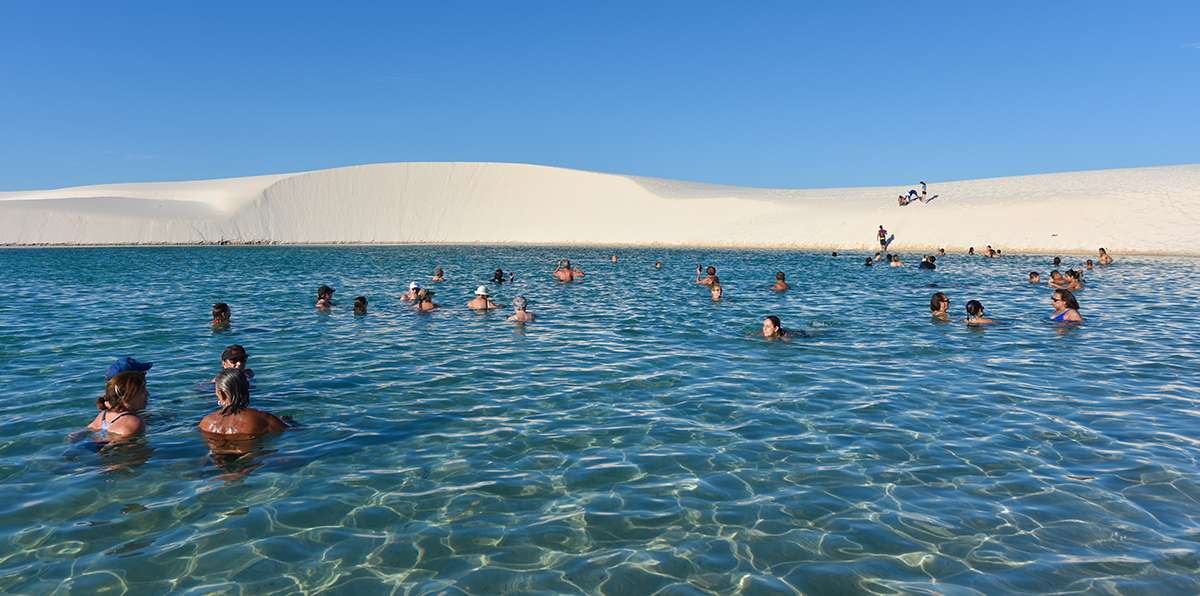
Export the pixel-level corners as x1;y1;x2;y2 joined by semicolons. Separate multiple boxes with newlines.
918;256;936;270
654;260;662;270
696;265;719;286
930;292;950;321
874;252;882;261
1086;259;1095;271
316;285;335;309
508;295;535;322
610;254;618;264
1052;256;1062;267
1048;270;1069;289
414;288;438;311
864;257;874;267
88;368;150;437
353;296;367;315
710;283;723;301
938;248;946;256
1098;247;1114;265
220;344;255;380
772;271;789;291
890;254;904;267
400;282;421;302
762;315;789;339
199;369;287;436
1064;269;1084;291
491;269;506;284
211;302;231;328
1029;271;1041;284
965;300;995;325
1050;289;1084;322
468;286;498;310
431;266;445;282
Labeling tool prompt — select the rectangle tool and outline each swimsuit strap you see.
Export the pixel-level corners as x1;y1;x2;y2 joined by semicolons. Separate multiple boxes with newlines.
100;409;109;432
109;412;133;424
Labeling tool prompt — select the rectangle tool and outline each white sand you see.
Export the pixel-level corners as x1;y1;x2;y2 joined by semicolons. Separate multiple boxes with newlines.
2;162;1198;254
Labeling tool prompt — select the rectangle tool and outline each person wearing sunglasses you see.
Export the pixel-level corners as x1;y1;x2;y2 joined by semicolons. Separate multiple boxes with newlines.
1050;289;1083;322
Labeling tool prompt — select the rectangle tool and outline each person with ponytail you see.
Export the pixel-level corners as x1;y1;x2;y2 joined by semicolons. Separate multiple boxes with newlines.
199;369;286;436
87;371;149;437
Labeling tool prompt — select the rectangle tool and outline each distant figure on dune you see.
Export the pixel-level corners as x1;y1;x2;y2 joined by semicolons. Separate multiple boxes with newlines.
965;300;995;325
414;289;438;311
930;292;951;321
468;286;498;311
762;315;789;340
710;283;723;301
431;267;445;282
508;295;535;322
316;285;335;309
211;302;231;329
1098;248;1114;265
1029;271;1041;284
354;296;367;315
199;369;287;436
1050;289;1084;323
400;282;421;302
773;272;789;291
696;265;719;286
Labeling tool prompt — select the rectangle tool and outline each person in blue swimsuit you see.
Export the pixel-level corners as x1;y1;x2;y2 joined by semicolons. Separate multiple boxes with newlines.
87;366;150;437
1050;289;1083;322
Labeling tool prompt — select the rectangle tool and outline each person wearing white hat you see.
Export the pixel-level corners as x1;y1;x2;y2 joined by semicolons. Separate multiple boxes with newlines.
467;285;498;311
401;281;421;302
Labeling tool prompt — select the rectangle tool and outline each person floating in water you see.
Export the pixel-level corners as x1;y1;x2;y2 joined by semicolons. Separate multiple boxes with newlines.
220;345;255;380
353;296;367;315
1098;247;1114;265
414;288;438;311
316;285;335;309
696;265;719;286
710;283;723;301
400;282;421;302
965;300;995;325
88;363;152;438
431;266;445;282
1029;271;1041;284
930;292;951;321
762;315;789;339
211;303;231;329
199;369;287;436
468;286;498;310
772;271;789;291
1050;289;1084;323
508;295;535;322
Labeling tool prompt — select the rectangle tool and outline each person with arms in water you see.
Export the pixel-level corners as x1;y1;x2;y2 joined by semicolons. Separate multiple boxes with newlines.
1050;289;1084;322
930;293;950;321
1064;269;1085;290
211;303;231;329
1085;259;1095;271
88;360;152;437
654;260;662;270
918;256;936;270
316;285;335;309
864;257;873;267
710;283;723;301
696;265;719;286
1048;270;1069;289
508;295;535;322
965;300;995;325
353;296;368;315
1028;271;1041;284
220;344;255;380
431;266;445;282
199;369;287;436
762;315;789;339
413;288;438;311
491;269;507;284
772;271;789;291
468;286;498;310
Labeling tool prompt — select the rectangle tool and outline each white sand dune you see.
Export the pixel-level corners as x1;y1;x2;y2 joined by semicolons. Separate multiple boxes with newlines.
2;162;1198;254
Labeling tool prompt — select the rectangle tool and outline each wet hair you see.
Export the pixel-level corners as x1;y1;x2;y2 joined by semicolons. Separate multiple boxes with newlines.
965;300;985;317
706;266;717;275
766;315;782;330
1053;257;1062;266
1050;269;1062;278
831;252;838;257
317;285;334;300
928;256;936;263
1029;271;1040;280
434;266;444;276
415;288;433;304
874;252;881;257
214;369;251;416
1054;289;1080;311
1099;247;1107;254
1086;259;1094;266
775;271;786;281
221;344;248;365
930;292;948;312
710;283;722;294
354;296;367;313
864;258;873;266
211;302;230;322
98;371;146;413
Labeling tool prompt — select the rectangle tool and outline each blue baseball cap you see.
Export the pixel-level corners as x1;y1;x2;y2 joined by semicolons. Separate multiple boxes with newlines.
105;357;153;380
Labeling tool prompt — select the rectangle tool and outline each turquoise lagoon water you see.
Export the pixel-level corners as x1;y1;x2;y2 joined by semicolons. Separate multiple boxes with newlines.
1;246;1198;594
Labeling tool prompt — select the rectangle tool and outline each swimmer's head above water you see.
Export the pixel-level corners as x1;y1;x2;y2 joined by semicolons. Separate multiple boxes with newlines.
211;302;230;324
762;315;785;338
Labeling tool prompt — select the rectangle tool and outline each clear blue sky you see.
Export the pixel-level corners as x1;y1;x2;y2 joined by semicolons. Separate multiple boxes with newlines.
2;1;1198;190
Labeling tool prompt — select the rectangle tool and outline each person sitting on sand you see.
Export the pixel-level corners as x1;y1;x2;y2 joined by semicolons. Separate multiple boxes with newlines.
400;282;421;302
1050;289;1084;323
432;266;445;282
316;285;335;309
965;300;995;325
353;296;367;315
930;292;951;321
696;265;719;286
1048;270;1069;289
762;315;789;339
88;369;150;437
508;295;535;322
211;303;231;328
1098;248;1114;265
491;269;506;284
710;283;723;301
220;344;255;380
199;369;287;436
468;286;498;310
414;288;438;311
772;272;789;291
898;194;910;207
1029;271;1041;284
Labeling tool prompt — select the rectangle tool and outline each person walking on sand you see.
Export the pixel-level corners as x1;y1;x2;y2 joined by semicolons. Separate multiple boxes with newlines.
877;225;888;250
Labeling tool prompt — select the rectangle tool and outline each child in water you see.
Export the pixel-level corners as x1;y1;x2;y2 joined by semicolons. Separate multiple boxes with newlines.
199;369;287;436
710;283;723;301
88;370;149;437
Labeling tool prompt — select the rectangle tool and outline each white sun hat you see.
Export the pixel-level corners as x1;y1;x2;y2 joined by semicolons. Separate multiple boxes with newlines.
409;281;421;290
475;285;489;296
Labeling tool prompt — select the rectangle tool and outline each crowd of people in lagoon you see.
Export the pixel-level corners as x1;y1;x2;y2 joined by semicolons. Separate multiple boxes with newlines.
87;240;1114;446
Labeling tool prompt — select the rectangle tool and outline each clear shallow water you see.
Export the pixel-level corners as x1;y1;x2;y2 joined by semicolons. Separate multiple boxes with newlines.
1;246;1199;595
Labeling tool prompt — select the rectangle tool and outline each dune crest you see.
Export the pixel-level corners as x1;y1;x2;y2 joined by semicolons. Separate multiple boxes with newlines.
2;162;1198;254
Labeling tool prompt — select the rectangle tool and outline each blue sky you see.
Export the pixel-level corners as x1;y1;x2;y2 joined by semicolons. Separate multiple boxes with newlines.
1;1;1197;190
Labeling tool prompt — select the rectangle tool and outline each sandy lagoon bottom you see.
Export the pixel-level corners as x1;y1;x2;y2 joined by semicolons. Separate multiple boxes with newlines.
1;246;1198;594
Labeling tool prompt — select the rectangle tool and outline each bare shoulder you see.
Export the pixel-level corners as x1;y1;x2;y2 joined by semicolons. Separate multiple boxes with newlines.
110;414;145;436
249;409;288;433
